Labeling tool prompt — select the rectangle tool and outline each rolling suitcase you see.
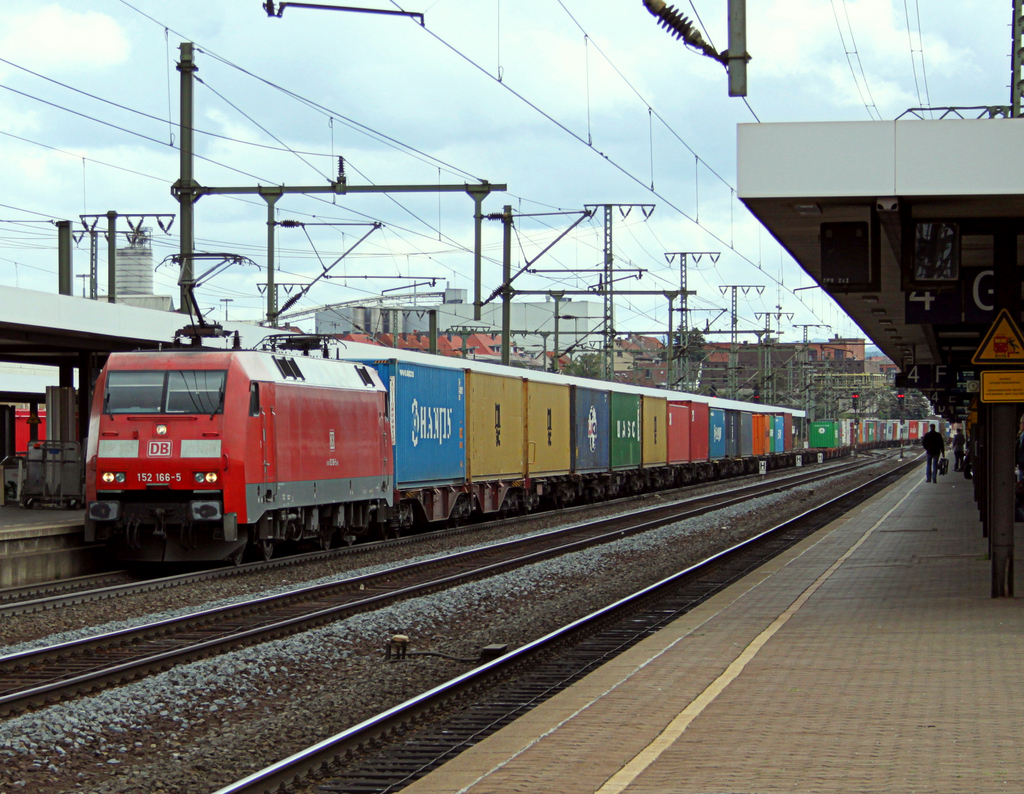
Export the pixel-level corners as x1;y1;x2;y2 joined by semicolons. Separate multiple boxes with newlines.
939;457;949;476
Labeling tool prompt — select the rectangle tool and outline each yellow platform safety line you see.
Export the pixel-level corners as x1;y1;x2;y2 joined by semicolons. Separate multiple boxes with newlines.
596;477;923;794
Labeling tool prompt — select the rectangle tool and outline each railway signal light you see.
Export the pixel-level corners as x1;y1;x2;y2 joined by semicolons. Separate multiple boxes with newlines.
752;386;760;403
852;392;859;410
897;392;905;410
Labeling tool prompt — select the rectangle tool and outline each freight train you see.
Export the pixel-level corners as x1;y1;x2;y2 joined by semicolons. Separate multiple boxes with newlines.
807;417;946;447
85;340;870;564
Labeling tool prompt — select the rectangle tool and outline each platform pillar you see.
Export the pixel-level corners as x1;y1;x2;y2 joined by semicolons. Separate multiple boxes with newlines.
989;404;1015;596
976;406;988;537
989;227;1019;596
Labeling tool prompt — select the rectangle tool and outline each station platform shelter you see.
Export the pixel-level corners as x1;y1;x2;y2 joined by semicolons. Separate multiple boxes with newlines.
736;117;1024;597
404;462;1024;794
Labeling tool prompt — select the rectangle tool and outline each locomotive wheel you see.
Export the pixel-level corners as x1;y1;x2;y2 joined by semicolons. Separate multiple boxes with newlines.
319;531;333;551
258;539;274;561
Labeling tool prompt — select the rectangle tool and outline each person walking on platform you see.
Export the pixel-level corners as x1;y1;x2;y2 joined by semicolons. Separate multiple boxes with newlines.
952;427;966;471
921;424;945;483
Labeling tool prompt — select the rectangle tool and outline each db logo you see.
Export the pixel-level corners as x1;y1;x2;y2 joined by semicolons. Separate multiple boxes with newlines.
148;440;172;457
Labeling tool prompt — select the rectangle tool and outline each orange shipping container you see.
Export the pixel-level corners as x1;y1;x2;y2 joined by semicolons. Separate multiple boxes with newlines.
751;414;768;457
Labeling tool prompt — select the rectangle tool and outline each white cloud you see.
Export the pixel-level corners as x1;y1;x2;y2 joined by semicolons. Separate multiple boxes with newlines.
0;4;130;74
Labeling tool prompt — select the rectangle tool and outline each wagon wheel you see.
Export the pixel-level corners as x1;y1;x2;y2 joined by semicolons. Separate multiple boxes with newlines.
258;539;274;561
227;547;245;567
319;530;333;551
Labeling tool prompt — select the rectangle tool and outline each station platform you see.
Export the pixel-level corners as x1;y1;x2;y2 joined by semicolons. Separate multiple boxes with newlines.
404;463;1024;793
0;505;94;587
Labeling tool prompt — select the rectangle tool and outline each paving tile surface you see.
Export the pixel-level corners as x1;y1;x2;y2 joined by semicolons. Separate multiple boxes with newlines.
404;470;1024;794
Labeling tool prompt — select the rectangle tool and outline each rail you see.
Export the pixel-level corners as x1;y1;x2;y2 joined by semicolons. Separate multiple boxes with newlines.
211;455;922;794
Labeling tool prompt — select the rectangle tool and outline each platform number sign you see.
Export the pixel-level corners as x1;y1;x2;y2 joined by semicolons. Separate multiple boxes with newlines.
904;290;960;324
895;364;948;390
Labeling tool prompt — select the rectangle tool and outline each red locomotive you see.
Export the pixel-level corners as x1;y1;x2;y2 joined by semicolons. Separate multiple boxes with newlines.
85;349;393;563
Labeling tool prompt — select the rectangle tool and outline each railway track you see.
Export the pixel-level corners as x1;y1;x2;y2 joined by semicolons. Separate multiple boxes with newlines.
211;454;922;794
0;453;885;617
0;571;131;608
0;456;888;718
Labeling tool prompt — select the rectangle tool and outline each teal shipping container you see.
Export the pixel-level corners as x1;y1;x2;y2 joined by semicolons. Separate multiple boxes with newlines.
772;415;785;453
610;392;642;470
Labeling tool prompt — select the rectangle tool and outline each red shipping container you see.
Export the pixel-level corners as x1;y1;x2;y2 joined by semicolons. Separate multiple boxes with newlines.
666;402;692;463
688;401;710;462
783;413;793;451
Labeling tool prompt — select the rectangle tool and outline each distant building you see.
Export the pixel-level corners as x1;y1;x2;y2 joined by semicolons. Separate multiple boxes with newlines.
314;289;602;360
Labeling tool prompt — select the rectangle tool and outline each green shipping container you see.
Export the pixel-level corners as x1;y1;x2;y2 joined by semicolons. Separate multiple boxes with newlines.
610;392;642;470
809;420;837;448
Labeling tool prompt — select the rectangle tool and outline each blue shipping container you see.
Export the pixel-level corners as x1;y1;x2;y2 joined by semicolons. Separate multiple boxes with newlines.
724;410;740;458
709;408;727;460
572;386;611;474
362;359;466;488
773;416;785;453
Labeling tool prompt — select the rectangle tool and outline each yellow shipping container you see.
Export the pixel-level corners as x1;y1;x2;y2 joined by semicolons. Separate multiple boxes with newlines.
466;371;526;481
526;380;572;477
642;396;668;467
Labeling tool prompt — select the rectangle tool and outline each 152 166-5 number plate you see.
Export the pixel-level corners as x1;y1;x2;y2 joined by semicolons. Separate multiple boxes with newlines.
137;472;182;483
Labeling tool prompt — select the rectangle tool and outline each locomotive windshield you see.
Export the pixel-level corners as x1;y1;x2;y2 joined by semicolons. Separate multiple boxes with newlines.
104;370;227;415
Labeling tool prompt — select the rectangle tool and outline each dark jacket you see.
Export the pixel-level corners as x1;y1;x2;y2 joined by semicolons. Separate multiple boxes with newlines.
921;430;944;456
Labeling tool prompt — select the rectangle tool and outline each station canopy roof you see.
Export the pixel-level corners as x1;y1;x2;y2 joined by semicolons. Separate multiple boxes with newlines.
738;118;1024;407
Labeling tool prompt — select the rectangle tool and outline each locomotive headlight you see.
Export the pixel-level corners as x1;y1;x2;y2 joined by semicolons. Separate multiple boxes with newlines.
114;472;126;483
194;472;205;483
155;424;168;436
204;472;219;483
102;472;115;483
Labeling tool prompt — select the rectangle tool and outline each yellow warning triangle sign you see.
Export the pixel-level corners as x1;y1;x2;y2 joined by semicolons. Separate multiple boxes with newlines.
972;308;1024;364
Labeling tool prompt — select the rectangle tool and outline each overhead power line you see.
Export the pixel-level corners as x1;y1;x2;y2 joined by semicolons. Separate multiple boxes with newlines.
830;0;882;120
107;0;834;332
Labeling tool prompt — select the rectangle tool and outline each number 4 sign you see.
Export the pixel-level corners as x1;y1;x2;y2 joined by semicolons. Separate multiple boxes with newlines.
904;289;960;324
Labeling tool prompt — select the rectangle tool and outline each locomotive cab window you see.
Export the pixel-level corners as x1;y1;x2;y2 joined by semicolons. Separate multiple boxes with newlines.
104;370;227;415
249;382;261;416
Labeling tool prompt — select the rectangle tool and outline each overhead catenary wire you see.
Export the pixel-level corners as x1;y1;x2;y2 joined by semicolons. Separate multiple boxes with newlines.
4;0;834;338
830;0;882;120
0;56;338;160
901;0;929;110
112;0;810;327
375;0;834;331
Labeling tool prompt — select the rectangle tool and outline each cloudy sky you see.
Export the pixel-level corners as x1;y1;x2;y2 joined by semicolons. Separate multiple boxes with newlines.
0;0;1011;348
